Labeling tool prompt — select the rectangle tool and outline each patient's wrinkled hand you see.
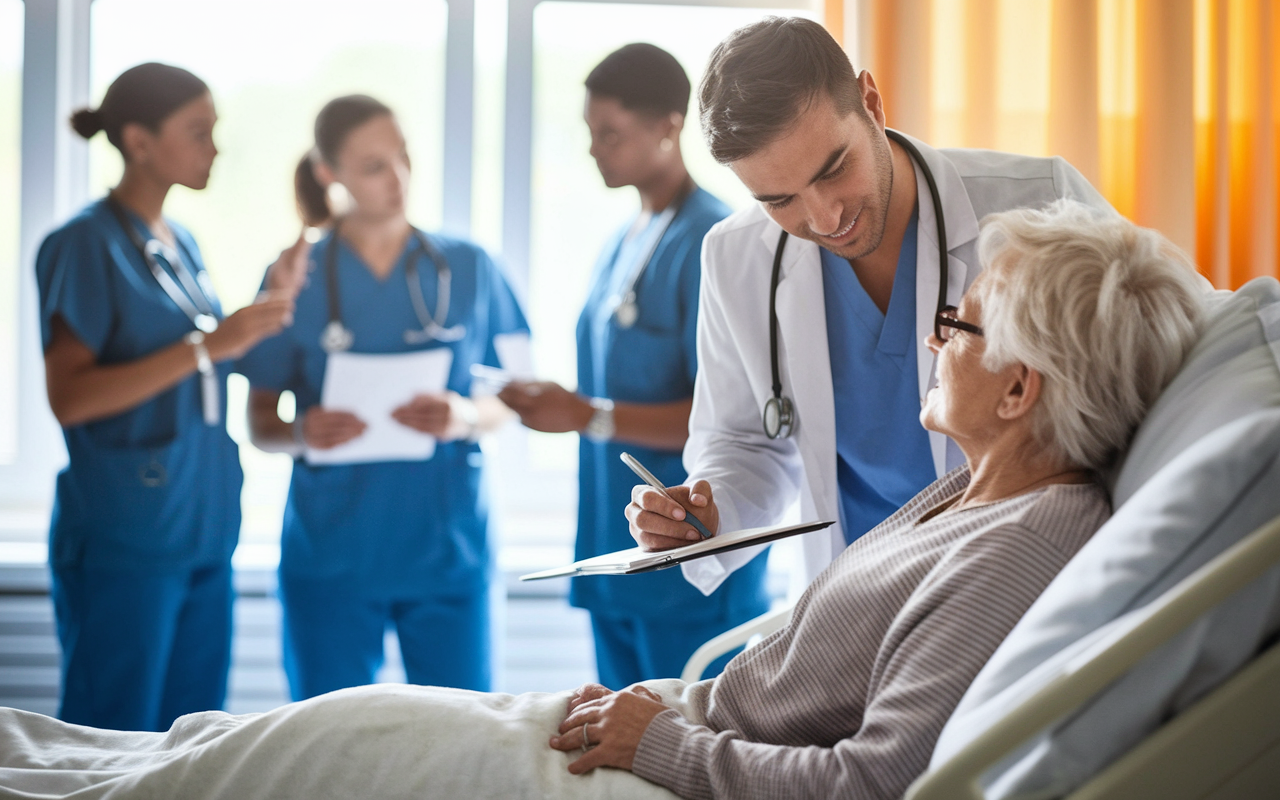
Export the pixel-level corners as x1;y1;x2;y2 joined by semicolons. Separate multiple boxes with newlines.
564;682;614;715
549;684;669;774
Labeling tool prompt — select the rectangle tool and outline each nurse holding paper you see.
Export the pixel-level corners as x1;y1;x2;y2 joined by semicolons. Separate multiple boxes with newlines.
239;95;528;699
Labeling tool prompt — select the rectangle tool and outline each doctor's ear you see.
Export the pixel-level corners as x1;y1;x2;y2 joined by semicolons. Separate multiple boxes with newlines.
855;71;887;130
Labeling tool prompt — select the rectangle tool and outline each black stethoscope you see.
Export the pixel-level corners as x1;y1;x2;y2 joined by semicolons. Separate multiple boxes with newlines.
608;180;695;329
320;225;466;353
762;129;949;440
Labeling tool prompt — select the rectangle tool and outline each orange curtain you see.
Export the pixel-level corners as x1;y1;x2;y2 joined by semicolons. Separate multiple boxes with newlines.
852;0;1280;288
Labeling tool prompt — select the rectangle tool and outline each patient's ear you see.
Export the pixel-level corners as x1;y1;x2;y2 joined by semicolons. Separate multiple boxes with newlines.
996;364;1041;421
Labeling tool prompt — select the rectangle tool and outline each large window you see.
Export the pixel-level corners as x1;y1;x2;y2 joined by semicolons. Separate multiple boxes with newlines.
0;1;21;465
89;0;449;560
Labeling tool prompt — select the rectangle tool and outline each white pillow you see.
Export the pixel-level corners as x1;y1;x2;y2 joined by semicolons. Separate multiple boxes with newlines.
933;409;1280;797
1109;277;1280;505
931;277;1280;798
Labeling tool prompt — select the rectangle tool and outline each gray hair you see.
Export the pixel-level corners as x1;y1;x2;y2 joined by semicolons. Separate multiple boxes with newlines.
972;200;1204;472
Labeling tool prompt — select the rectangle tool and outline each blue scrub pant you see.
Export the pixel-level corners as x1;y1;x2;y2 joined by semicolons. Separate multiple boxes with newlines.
51;562;233;732
278;574;491;701
588;609;757;690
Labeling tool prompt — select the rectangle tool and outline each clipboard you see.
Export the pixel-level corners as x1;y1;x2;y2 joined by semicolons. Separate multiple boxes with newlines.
519;520;835;581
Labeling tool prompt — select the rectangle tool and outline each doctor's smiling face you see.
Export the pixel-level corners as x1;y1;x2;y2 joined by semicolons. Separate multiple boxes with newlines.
728;74;895;261
314;113;411;223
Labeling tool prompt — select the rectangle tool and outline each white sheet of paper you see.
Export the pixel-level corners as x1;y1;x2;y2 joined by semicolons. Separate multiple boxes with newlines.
307;349;454;466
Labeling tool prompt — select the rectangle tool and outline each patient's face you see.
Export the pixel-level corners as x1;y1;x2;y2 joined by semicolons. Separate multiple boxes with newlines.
920;293;1003;445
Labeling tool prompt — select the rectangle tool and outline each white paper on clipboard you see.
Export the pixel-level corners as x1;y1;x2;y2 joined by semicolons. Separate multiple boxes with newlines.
306;349;454;466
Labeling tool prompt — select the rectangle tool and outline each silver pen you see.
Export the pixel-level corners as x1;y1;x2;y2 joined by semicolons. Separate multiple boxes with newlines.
620;452;714;539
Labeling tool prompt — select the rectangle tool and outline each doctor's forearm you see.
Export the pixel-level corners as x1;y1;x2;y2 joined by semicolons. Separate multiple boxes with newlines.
608;398;694;451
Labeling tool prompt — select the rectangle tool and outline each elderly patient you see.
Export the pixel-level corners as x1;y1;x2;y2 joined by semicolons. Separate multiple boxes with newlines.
0;202;1203;800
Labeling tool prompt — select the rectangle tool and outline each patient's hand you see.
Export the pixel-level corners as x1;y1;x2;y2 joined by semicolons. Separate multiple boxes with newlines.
549;684;670;774
563;682;614;715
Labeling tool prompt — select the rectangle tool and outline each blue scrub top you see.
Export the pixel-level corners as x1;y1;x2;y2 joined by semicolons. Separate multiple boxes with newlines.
571;188;769;621
236;230;528;596
821;210;937;545
35;199;242;570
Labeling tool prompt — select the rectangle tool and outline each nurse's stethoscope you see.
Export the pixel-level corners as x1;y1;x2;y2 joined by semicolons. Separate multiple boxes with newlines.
106;194;225;487
762;129;949;440
608;179;695;329
106;195;221;335
319;224;466;353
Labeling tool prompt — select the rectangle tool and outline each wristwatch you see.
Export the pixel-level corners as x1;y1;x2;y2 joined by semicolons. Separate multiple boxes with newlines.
583;397;616;442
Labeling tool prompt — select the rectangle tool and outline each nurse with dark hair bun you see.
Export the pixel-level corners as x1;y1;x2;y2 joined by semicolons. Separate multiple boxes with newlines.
500;44;770;689
36;62;296;731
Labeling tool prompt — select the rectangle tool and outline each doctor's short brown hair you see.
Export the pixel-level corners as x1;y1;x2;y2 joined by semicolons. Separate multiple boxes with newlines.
698;17;866;164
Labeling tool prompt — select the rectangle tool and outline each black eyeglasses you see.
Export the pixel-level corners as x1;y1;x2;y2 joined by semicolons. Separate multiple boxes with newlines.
936;305;984;342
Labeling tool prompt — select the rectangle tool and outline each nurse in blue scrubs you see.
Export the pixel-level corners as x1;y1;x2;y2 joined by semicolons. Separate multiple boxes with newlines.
499;44;769;689
239;95;528;700
36;63;296;731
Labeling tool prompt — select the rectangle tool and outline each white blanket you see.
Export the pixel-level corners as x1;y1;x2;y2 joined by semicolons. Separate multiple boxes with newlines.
0;682;695;799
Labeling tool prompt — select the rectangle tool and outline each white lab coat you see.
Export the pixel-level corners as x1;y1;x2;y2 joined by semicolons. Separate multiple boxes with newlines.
681;131;1114;595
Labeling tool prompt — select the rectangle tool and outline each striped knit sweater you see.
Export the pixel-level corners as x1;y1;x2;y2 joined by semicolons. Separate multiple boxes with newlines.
631;466;1110;800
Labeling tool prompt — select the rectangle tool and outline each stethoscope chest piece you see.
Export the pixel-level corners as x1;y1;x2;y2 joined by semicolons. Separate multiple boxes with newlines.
321;320;354;353
762;394;795;440
324;226;465;352
613;293;639;328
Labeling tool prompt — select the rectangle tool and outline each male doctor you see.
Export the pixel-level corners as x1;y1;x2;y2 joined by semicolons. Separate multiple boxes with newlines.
626;17;1115;595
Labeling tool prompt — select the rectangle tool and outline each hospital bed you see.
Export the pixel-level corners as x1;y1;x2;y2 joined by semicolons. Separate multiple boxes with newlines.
682;277;1280;799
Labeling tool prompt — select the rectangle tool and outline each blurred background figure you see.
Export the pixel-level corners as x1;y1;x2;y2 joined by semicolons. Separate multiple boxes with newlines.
35;63;295;731
239;95;529;700
499;44;769;689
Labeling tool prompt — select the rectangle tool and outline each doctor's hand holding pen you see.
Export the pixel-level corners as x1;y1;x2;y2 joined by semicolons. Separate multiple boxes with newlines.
625;479;721;550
